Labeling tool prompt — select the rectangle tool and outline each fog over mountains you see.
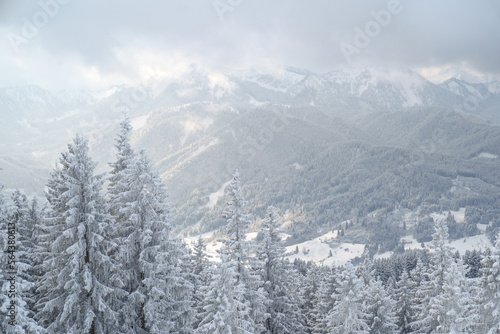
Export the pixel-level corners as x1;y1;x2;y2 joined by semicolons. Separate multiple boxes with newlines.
2;66;500;243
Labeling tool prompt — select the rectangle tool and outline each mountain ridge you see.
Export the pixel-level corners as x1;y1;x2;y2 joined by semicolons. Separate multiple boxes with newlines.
1;66;499;248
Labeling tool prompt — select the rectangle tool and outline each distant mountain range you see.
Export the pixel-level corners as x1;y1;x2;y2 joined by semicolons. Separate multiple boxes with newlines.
1;66;500;245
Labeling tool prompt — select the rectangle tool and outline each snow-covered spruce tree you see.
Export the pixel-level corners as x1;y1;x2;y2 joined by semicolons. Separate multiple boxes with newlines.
395;270;416;334
365;276;397;334
327;262;369;334
311;268;337;334
426;218;455;333
196;251;254;334
0;183;9;332
36;135;118;333
298;262;321;330
0;190;45;333
221;170;268;332
408;259;433;334
192;236;209;279
432;258;475;333
411;219;452;334
429;219;453;291
108;117;136;220
479;232;500;333
106;117;136;318
192;236;210;329
27;197;46;309
257;206;305;334
34;165;66;328
106;117;140;332
112;148;194;333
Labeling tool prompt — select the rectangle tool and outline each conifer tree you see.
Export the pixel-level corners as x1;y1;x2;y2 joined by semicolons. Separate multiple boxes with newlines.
113;149;194;333
365;276;397;334
221;170;268;332
36;135;118;333
108;117;135;195
327;262;369;334
297;262;319;330
426;218;454;333
411;219;452;334
192;236;208;277
408;259;433;333
257;206;305;333
311;269;336;334
433;259;475;333
192;236;210;329
479;232;500;333
106;117;136;320
0;183;10;332
395;271;416;334
196;252;254;334
0;190;45;333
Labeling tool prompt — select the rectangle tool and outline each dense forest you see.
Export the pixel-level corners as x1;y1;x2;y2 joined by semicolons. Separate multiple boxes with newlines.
1;119;500;334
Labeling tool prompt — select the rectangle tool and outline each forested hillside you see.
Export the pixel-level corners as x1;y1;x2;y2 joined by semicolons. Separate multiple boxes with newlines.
1;121;500;333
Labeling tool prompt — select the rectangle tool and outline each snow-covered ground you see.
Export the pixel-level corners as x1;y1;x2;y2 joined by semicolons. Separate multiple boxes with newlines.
401;233;492;255
449;234;493;254
130;114;149;130
185;231;261;263
285;231;366;266
184;222;494;266
185;231;223;262
205;179;232;209
430;207;465;223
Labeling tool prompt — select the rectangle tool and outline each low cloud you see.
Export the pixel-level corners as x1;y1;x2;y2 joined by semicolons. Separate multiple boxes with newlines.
1;0;499;90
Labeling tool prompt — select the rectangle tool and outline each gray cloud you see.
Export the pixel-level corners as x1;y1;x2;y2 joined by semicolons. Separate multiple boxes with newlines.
1;0;499;89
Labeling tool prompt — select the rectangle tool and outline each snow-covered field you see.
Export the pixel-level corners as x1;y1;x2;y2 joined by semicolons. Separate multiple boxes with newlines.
401;233;492;255
430;207;466;223
285;231;366;266
185;215;494;266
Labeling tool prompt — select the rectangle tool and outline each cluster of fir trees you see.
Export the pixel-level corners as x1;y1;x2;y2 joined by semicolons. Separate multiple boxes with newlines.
1;118;500;333
0;119;306;333
295;218;500;334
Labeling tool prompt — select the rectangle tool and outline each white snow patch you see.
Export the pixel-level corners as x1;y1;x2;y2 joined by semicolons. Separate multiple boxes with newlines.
248;96;268;106
206;179;232;209
374;251;393;260
291;162;303;170
401;235;425;251
449;234;493;255
130;114;149;130
477;152;498;159
477;223;490;232
403;233;492;255
184;230;260;263
286;231;365;266
184;231;223;262
246;232;258;240
430;207;466;223
188;138;219;160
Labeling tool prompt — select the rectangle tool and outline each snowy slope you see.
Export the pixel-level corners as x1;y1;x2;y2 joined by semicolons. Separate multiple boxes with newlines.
285;231;366;266
184;227;495;267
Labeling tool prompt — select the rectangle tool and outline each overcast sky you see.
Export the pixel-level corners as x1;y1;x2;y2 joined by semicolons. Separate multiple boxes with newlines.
1;0;499;90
